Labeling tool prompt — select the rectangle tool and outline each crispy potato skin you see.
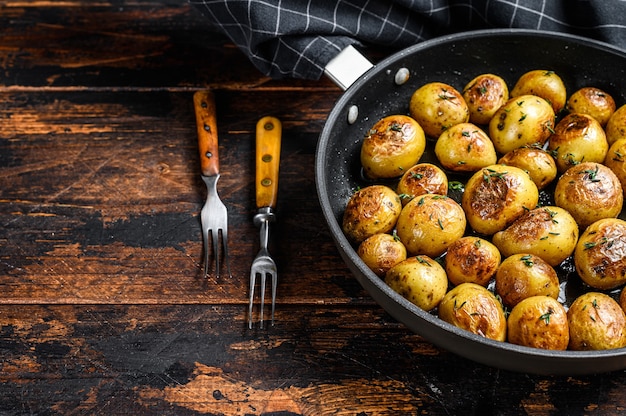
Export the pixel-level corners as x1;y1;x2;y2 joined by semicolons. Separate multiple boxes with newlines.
357;233;407;277
434;122;497;172
396;163;448;206
385;255;448;311
567;87;616;126
554;162;623;228
444;236;501;287
510;69;567;114
574;218;626;290
498;146;557;190
605;138;626;196
492;206;579;267
462;73;509;125
361;115;426;179
342;185;402;244
409;82;469;138
606;104;626;146
438;283;507;341
507;296;569;350
568;292;626;351
495;253;560;308
462;164;539;236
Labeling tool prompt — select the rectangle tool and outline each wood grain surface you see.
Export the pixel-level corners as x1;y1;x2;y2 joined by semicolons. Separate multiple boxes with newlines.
3;1;626;415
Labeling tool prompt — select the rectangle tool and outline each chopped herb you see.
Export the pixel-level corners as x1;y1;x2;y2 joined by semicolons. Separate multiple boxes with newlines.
437;218;444;230
449;181;464;190
416;256;431;266
410;172;424;180
583;164;601;182
520;255;534;267
539;311;552;324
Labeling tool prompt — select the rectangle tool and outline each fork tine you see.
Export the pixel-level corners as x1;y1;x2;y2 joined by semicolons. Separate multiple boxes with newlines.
270;272;277;325
210;229;220;278
259;272;266;328
248;270;256;329
220;228;231;277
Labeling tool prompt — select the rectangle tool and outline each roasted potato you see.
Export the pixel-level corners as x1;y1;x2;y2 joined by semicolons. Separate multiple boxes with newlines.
396;163;448;206
554;162;623;228
567;292;626;351
547;113;608;173
462;164;539;235
488;95;556;154
409;82;469;138
510;69;567;114
358;233;407;277
605;138;626;196
360;115;426;179
492;206;579;267
434;122;497;172
498;145;557;190
385;255;448;311
462;73;509;125
396;194;466;257
574;218;626;290
507;296;569;350
445;236;501;287
495;253;560;308
342;185;402;244
438;283;507;341
567;87;616;126
606;104;626;146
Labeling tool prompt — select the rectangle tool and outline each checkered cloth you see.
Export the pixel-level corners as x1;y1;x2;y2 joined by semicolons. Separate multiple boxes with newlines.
190;0;626;80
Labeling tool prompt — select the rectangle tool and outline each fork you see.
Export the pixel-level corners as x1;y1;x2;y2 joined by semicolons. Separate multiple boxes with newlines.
249;116;282;328
193;90;230;278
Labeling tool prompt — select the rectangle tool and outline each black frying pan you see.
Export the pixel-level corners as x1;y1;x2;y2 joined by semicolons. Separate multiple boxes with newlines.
315;29;626;375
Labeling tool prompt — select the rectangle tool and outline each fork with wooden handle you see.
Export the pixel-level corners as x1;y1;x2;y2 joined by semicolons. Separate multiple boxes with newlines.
248;116;282;328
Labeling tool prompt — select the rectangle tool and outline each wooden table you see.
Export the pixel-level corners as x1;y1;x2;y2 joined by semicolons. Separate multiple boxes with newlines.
2;2;626;414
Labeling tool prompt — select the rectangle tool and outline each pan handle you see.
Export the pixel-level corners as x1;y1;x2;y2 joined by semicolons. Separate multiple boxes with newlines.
323;45;373;91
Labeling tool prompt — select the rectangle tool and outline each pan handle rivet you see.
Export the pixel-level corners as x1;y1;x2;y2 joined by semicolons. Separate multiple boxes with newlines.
347;105;359;124
394;67;410;85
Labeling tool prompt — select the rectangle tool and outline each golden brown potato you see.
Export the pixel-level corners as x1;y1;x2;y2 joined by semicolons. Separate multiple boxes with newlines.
510;70;567;114
507;296;569;350
342;185;402;244
438;283;507;341
488;95;556;154
357;233;407;277
461;164;539;235
604;138;626;196
568;292;626;351
445;236;501;287
554;162;623;229
567;87;616;127
462;73;509;125
574;218;626;290
498;145;557;190
396;163;448;206
360;115;426;179
606;104;626;146
620;286;626;314
385;255;448;312
409;82;469;138
547;113;609;173
434;122;497;172
492;206;579;267
396;194;466;257
495;253;560;308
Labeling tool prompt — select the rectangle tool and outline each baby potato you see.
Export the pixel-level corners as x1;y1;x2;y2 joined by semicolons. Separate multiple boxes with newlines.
620;286;626;314
358;233;407;277
488;95;556;154
547;113;609;173
567;87;616;127
495;253;560;308
507;296;569;350
605;138;626;196
492;206;579;267
445;236;501;287
396;163;448;206
554;162;623;229
342;185;402;244
385;255;448;312
574;218;626;290
462;164;539;236
606;104;626;146
409;82;469;138
434;122;497;173
568;292;626;351
462;73;509;125
510;70;567;114
360;115;426;179
396;194;466;257
438;283;507;341
498;145;557;190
